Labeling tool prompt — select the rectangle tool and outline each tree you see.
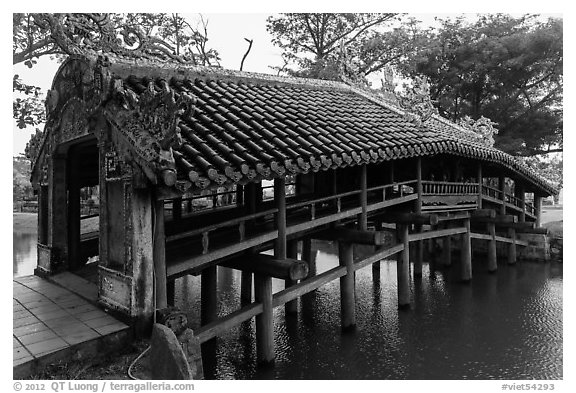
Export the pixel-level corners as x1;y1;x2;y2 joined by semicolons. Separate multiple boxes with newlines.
402;14;563;157
267;13;404;81
13;13;220;157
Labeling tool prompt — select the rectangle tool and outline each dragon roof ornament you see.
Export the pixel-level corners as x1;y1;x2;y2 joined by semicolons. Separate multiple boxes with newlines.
397;75;438;128
457;115;499;148
31;13;190;64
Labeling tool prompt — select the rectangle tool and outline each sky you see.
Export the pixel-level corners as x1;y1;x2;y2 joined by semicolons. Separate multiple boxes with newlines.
10;11;562;155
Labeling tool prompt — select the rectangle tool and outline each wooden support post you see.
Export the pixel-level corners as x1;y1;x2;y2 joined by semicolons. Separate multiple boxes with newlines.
518;185;526;222
167;280;175;307
285;240;299;314
535;195;542;227
372;220;381;276
359;164;368;230
414;158;423;277
236;184;244;206
397;224;410;309
240;270;252;305
499;176;506;215
154;199;168;309
507;227;517;265
477;163;483;209
487;222;497;273
338;241;356;331
442;222;452;267
460;218;472;282
274;178;287;259
255;273;274;364
302;238;315;277
201;266;217;326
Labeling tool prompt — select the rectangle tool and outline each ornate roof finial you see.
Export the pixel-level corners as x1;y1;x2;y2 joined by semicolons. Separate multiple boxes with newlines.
457;115;499;147
397;75;438;128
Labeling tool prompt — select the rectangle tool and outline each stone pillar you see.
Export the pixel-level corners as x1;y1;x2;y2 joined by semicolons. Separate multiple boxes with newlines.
535;195;543;228
154;199;167;309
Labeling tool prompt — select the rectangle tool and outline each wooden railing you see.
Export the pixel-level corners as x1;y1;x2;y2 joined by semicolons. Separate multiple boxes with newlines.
422;181;479;195
166;180;417;268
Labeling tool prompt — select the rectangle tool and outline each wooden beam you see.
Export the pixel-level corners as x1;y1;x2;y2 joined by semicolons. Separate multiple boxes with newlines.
408;227;467;242
437;212;471;221
380;212;439;225
397;224;411;309
471;215;518;224
254;274;274;364
314;227;391;245
273;266;347;308
354;243;404;271
515;227;548;235
196;302;263;344
221;254;309;281
154;199;168;309
339;241;356;330
460;218;472;282
471;209;496;218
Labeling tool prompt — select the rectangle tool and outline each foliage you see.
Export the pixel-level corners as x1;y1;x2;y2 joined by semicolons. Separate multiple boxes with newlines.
267;13;418;81
518;154;563;189
13;156;33;202
402;14;563;156
13;13;220;138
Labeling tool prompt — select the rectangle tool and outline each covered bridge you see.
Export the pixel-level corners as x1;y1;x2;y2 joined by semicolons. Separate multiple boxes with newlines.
30;52;555;363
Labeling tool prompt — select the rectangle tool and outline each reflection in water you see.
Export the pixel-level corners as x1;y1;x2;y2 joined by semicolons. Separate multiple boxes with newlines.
13;232;37;277
172;241;562;380
12;232;563;379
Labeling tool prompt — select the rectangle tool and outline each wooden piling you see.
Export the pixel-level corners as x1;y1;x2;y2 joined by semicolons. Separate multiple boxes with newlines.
487;222;497;273
255;273;274;364
372;221;381;277
201;265;217;326
507;227;517;265
460;218;472;282
414;224;423;277
338;241;356;330
285;240;299;314
397;224;410;309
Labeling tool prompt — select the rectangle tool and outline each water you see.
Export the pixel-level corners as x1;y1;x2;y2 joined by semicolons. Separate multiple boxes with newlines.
13;233;562;379
173;242;563;380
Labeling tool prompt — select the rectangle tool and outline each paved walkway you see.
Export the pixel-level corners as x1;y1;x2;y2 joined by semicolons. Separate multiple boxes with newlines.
13;275;130;378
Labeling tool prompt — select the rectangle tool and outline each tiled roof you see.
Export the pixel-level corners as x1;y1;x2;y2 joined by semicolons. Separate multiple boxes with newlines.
42;54;558;195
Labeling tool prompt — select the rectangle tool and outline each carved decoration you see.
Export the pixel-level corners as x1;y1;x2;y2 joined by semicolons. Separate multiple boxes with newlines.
110;79;196;175
57;98;90;144
457;115;499;147
31;14;189;64
397;76;438;128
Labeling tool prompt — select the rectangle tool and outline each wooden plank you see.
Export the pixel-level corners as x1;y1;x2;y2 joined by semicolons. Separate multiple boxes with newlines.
167;231;278;277
196;303;263;344
221;255;309;281
471;215;518;224
408;227;467;242
516;227;548;234
314;227;390;245
436;212;471;222
493;236;528;247
354;244;404;271
366;194;418;212
470;233;493;241
272;266;347;307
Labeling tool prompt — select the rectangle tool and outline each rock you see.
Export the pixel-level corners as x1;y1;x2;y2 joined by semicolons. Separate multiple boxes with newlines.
149;323;192;380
